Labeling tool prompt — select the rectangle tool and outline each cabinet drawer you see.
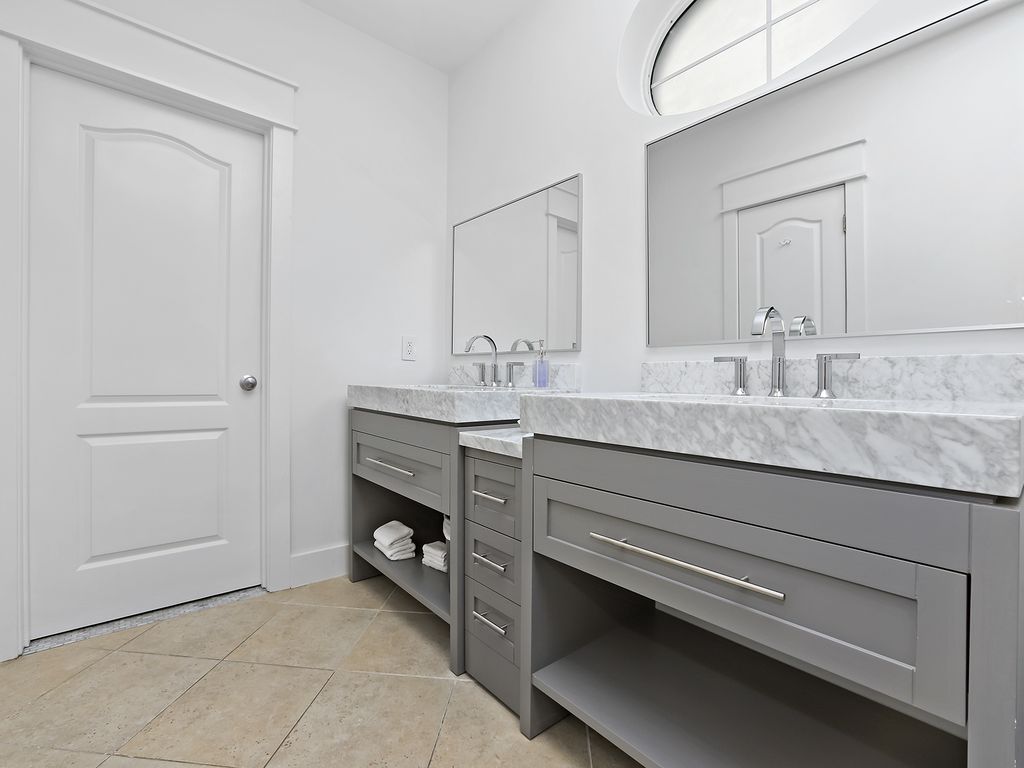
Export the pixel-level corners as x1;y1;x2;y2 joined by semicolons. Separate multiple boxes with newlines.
466;521;521;604
534;476;968;726
466;457;521;539
466;578;520;667
465;632;520;714
353;431;446;512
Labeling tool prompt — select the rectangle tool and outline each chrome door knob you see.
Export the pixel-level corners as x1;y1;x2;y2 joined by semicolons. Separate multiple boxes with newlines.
239;375;258;391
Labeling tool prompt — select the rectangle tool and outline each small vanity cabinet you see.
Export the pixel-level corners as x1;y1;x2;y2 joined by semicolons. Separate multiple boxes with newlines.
348;409;515;674
463;448;524;713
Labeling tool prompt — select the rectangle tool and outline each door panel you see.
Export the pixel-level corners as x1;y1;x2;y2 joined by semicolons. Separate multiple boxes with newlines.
28;65;264;638
738;186;846;335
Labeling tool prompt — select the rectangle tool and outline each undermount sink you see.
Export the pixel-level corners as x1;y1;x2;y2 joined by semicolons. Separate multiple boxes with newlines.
519;391;1024;497
347;383;555;424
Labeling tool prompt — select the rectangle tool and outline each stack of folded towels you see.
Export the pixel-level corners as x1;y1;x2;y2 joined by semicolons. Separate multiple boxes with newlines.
422;540;449;573
374;520;415;561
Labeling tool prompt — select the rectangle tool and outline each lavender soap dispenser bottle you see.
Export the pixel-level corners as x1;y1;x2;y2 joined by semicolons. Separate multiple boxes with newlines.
532;340;549;388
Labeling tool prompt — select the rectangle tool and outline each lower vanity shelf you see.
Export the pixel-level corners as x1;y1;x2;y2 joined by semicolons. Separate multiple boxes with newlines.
352;540;450;622
532;610;967;768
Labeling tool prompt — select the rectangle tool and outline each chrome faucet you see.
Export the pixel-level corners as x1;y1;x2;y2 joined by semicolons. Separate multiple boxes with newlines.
790;315;818;336
465;334;499;387
751;306;787;397
510;338;536;352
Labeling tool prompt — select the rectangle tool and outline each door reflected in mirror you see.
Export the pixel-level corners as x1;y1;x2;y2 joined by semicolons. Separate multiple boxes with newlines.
647;5;1024;346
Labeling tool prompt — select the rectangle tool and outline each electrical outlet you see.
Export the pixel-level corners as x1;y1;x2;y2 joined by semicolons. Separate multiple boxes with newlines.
401;335;418;362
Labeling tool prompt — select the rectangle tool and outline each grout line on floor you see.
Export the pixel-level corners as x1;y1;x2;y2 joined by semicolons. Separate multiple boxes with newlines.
425;677;457;767
260;670;335;768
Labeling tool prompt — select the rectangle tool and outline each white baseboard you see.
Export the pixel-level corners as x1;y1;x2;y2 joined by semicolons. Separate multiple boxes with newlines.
288;543;349;588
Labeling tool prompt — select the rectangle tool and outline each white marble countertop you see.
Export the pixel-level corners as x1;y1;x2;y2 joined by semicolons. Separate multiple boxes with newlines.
520;392;1024;497
459;427;529;459
348;384;570;424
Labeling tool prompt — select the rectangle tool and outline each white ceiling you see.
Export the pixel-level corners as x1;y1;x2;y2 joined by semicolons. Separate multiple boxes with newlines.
302;0;541;73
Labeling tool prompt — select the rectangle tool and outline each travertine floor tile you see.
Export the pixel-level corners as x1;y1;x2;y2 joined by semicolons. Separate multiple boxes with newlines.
0;644;109;721
590;730;644;768
0;743;106;768
430;681;589;768
74;623;155;651
342;611;453;678
120;661;329;768
264;575;395;609
382;586;432;613
227;604;375;669
267;671;453;768
121;599;282;659
0;651;215;753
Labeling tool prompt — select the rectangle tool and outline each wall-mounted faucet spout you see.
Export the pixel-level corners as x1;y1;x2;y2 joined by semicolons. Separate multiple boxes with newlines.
751;306;787;397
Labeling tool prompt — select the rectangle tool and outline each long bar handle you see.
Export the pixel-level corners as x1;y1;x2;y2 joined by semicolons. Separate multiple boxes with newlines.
588;532;785;602
472;489;507;505
366;457;415;477
472;551;508;573
472;610;508;636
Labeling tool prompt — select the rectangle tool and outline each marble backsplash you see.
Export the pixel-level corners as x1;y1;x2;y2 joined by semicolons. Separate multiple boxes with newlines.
450;361;580;391
642;354;1024;402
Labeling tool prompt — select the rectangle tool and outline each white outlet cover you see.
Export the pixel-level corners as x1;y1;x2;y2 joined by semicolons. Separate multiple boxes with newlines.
401;335;418;362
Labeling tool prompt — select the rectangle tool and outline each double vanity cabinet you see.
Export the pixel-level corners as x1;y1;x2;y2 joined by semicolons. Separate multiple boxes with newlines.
349;383;1024;768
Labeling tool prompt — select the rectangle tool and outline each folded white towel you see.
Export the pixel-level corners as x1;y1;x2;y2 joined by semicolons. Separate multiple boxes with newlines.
374;521;414;547
423;541;448;559
423;557;448;573
424;555;447;566
375;536;413;555
442;517;451;542
375;540;415;559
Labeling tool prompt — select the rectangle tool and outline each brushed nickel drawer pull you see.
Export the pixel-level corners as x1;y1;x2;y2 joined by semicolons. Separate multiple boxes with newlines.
472;489;507;505
472;610;508;636
472;551;508;573
366;457;415;477
588;531;785;602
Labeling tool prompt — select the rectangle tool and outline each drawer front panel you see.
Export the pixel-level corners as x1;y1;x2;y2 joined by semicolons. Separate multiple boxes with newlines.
466;457;521;539
353;431;445;512
465;578;520;666
534;476;968;726
533;439;971;573
466;521;522;604
465;633;520;714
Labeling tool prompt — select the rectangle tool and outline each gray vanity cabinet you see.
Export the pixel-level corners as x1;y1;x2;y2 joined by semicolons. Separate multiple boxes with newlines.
348;409;514;675
518;436;1015;768
463;449;524;714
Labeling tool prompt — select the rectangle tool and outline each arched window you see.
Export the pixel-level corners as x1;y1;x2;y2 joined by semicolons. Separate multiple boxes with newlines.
651;0;876;115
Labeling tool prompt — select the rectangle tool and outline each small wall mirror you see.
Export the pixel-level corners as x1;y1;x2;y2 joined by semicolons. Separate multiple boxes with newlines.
452;175;581;355
646;6;1024;346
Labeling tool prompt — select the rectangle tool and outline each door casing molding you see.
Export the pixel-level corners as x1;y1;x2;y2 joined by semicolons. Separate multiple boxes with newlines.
0;11;297;661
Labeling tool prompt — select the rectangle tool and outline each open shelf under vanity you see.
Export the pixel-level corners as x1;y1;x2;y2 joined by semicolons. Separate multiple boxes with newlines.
532;610;966;768
352;539;450;622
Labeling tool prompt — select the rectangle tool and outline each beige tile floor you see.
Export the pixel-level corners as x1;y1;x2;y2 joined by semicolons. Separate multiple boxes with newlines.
0;576;641;768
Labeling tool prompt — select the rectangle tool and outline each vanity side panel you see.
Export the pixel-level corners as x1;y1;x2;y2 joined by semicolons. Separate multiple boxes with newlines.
967;502;1021;768
533;439;971;572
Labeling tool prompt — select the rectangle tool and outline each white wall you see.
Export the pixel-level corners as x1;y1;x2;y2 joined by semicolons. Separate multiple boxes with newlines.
448;0;1024;393
85;0;450;582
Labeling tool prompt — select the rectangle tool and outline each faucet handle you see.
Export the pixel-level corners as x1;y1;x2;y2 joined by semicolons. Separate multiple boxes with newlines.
713;356;748;397
471;362;488;386
814;353;860;399
505;361;525;388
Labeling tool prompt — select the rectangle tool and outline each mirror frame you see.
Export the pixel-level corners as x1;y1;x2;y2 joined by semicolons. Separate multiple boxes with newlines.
644;0;1023;348
451;173;583;356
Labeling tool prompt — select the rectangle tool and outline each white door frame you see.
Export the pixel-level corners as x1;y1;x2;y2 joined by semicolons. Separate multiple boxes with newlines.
0;7;297;660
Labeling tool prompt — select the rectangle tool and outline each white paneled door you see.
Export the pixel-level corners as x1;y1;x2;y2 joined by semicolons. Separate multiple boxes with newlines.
27;66;265;638
737;185;847;336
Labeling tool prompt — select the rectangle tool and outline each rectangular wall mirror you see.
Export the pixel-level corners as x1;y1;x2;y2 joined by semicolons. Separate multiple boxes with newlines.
647;6;1023;347
452;175;581;354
